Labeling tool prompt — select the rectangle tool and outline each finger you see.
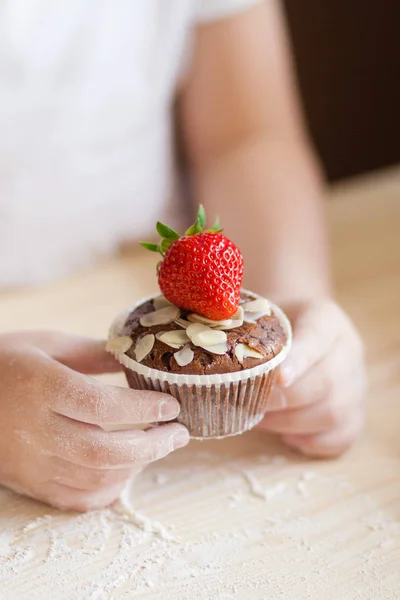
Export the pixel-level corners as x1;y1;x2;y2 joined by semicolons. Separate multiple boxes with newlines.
39;481;126;512
258;400;340;435
258;389;364;435
282;410;365;458
279;301;350;386
49;369;181;425
266;335;366;411
20;330;123;374
50;456;141;492
52;333;123;374
49;418;189;468
57;337;123;375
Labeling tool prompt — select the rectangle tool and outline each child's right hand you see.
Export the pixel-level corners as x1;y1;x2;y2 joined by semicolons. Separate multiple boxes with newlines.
0;331;189;511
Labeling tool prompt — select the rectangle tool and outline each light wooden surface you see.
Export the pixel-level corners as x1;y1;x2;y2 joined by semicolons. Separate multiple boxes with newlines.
0;168;399;600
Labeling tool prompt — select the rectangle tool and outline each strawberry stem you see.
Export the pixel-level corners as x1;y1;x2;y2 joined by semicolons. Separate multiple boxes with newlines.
140;205;223;256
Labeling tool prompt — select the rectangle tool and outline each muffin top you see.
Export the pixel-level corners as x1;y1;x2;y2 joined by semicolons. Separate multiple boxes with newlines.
116;291;286;376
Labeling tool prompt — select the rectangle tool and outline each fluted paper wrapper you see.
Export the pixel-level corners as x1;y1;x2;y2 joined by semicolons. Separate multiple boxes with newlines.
108;294;292;439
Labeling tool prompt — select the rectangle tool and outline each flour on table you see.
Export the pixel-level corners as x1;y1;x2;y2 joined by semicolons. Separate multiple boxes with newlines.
113;477;176;541
1;449;399;600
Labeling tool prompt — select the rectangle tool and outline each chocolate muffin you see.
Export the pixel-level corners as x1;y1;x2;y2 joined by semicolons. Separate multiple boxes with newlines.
107;290;291;438
106;205;291;438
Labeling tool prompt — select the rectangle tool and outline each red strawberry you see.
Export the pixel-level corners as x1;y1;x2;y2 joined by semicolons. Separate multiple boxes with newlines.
140;206;244;320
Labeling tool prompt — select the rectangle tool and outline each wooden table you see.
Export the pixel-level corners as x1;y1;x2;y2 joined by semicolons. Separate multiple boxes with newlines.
0;168;399;600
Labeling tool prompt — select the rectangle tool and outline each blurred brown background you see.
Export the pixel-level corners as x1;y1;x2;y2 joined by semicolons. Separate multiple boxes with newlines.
283;0;400;181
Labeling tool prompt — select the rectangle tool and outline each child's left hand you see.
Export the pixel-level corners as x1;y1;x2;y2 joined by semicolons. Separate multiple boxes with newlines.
257;300;367;457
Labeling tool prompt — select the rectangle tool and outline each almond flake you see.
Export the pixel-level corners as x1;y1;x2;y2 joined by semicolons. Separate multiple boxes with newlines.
174;318;191;329
213;307;244;330
193;329;227;347
241;298;271;315
174;344;194;367
214;320;242;331
187;323;228;349
153;295;173;310
135;334;155;362
201;342;228;355
232;306;244;320
187;313;233;328
212;320;232;330
140;305;180;327
106;336;133;354
235;343;264;364
186;324;228;354
186;323;210;342
158;330;190;349
243;311;271;323
155;331;181;349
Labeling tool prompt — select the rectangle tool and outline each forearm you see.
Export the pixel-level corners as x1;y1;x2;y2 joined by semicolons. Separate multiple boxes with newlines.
194;134;332;303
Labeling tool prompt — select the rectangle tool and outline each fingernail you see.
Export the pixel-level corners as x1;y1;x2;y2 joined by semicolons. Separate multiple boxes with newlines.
159;399;180;420
172;429;190;449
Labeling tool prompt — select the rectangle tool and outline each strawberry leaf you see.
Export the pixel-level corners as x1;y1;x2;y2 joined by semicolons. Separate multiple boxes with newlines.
159;238;174;254
212;215;221;230
197;204;206;229
156;222;179;240
185;220;202;236
140;242;159;252
206;215;223;233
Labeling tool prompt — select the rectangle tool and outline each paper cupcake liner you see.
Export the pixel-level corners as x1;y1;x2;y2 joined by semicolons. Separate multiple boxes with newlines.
124;367;277;439
108;291;292;439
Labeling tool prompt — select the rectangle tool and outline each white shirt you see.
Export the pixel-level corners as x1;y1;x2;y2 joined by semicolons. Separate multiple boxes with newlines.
0;0;259;287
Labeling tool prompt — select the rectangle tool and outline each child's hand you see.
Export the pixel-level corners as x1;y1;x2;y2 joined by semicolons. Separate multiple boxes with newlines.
0;331;189;511
258;301;366;457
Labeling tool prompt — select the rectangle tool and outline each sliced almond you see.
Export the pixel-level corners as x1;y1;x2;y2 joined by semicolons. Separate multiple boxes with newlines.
201;342;228;355
174;344;194;367
213;320;239;331
153;295;173;310
212;320;233;330
243;310;271;323
213;307;244;330
187;313;233;328
232;306;244;321
158;330;190;349
155;331;181;349
174;318;191;329
140;305;180;327
241;298;271;315
193;329;227;347
186;324;228;354
234;343;264;364
186;323;210;342
106;336;133;354
135;334;155;362
187;305;244;330
187;323;226;346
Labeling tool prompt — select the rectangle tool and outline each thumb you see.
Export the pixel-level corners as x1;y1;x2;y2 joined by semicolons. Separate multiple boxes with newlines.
20;330;123;374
